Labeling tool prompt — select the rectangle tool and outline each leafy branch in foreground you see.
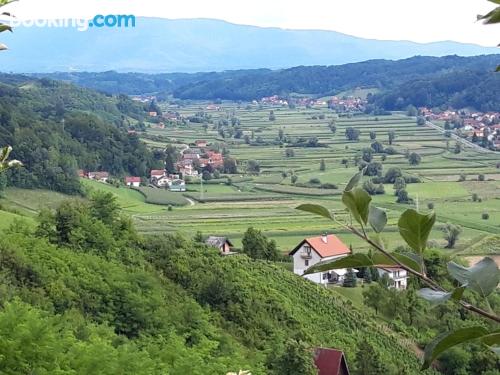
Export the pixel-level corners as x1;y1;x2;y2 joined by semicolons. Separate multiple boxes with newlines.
0;0;17;51
477;0;500;71
0;146;22;173
296;168;499;369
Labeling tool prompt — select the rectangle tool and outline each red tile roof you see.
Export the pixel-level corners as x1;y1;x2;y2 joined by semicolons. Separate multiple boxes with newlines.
314;348;350;375
289;234;350;258
125;176;141;183
150;169;165;177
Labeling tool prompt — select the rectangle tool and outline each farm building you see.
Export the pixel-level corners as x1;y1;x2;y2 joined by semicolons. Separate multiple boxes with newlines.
206;236;234;255
125;177;141;188
314;348;350;375
289;234;352;285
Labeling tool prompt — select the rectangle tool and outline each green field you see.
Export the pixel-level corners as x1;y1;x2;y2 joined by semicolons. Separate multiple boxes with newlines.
3;102;499;256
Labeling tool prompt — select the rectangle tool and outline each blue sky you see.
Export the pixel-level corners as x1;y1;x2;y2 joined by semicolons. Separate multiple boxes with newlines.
4;0;500;46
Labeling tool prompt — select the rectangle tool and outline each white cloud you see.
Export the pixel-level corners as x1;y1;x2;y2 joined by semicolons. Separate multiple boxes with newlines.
4;0;500;46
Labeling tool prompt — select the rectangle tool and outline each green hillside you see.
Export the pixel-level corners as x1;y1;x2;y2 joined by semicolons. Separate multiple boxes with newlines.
0;192;436;374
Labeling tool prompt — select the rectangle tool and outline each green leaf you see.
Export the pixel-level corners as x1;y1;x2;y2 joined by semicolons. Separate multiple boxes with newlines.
344;168;365;192
398;209;435;254
295;204;333;220
304;254;373;274
422;327;489;369
372;252;422;273
368;206;387;233
0;24;12;33
450;284;467;301
342;187;371;226
447;257;499;297
481;331;500;347
417;288;452;306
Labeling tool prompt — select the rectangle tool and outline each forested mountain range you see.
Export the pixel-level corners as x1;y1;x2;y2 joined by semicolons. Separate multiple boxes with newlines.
2;17;498;73
36;55;500;111
0;75;162;194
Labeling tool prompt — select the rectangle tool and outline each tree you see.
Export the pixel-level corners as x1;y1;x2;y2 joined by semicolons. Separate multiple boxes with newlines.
370;141;384;153
363;284;387;315
343;268;357;287
396;189;411;203
278;128;284;141
269;111;276;121
408;152;421;166
354;341;389;375
406;105;418;117
285;148;295;158
246;160;260;174
269;339;316;375
90;191;120;227
362;148;373;163
388;130;396;145
369;131;377;140
291;174;298;184
345;127;360;141
165;145;178;174
478;174;485;181
319;159;326;171
442;223;462;249
242;227;279;261
393;177;406;193
454;142;462;154
223;157;238;174
416;116;426;126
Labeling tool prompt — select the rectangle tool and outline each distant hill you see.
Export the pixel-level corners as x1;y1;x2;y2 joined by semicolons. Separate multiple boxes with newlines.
1;17;498;73
0;75;162;194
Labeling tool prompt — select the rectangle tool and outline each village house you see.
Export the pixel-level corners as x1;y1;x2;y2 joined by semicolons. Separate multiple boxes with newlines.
148;111;158;117
195;140;208;148
150;169;166;179
125;176;141;188
377;266;408;289
179;164;199;177
289;234;352;285
206;236;234;255
169;179;186;192
314;348;350;375
87;171;109;183
154;175;172;187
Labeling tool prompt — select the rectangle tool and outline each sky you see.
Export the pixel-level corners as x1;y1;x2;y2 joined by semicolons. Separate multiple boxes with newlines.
3;0;500;47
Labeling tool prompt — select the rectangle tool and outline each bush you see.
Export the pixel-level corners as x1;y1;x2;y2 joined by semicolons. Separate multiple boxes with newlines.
478;174;485;181
427;202;435;210
482;212;490;220
309;178;321;184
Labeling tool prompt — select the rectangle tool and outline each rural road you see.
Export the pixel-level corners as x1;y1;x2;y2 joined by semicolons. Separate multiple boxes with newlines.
426;121;500;155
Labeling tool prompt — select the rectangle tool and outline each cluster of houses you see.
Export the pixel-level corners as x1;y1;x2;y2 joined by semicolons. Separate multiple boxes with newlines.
420;107;500;150
177;140;224;177
206;233;408;290
327;96;367;112
150;170;186;192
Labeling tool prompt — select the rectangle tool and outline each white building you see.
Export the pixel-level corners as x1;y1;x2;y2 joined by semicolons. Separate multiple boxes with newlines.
377;267;408;289
289;234;352;285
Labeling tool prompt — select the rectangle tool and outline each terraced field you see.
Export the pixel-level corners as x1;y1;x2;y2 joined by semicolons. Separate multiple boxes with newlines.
137;102;500;253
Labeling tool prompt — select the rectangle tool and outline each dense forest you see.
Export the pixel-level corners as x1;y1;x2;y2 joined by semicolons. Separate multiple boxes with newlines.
35;55;500;111
0;76;163;194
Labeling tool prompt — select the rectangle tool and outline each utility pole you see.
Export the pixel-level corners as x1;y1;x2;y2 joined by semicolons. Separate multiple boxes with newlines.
200;174;204;201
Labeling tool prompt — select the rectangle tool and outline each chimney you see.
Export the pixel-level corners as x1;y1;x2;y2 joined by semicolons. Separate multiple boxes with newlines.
321;233;328;243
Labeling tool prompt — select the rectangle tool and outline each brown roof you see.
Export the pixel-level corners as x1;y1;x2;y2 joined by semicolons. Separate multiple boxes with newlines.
314;348;350;375
289;234;351;258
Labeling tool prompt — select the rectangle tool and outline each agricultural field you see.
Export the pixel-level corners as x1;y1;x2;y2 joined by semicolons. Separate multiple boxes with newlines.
3;102;498;257
135;101;500;255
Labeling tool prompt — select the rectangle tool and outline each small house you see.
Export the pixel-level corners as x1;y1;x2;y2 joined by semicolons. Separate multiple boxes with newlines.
125;176;141;188
169;179;186;192
150;169;166;179
88;171;109;183
376;266;408;289
195;140;208;148
206;236;234;255
289;234;352;285
314;348;350;375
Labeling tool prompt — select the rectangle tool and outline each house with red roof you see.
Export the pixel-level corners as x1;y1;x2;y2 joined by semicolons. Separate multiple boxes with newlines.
289;234;352;285
125;176;141;188
314;348;350;375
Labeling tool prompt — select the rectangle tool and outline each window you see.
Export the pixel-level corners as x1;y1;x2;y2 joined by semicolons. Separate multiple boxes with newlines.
305;259;309;267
